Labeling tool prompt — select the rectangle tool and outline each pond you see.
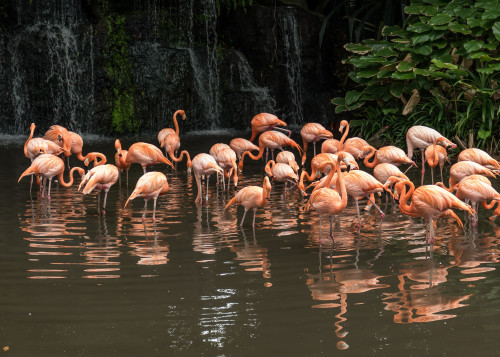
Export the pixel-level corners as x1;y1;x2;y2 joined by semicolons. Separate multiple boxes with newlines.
1;133;499;356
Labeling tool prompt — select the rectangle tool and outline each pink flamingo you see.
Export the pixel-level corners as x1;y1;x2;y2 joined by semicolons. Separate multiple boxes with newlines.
264;160;299;200
300;123;333;165
79;164;119;215
406;125;456;185
114;139;131;185
157;109;186;149
457;148;500;171
224;176;272;227
424;137;449;184
163;133;192;171
447;161;497;187
276;150;300;174
212;147;238;189
321;139;340;154
18;154;84;199
192;153;224;203
249;113;290;142
125;171;170;222
363;146;416;169
43;125;72;158
125;142;175;174
229;138;259;160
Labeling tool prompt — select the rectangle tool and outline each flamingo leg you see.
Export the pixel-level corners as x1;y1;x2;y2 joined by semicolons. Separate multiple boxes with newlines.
330;215;334;241
252;208;257;228
440;165;444;183
265;148;269;163
206;175;210;200
152;198;157;222
41;177;46;198
421;149;425;186
194;174;202;203
431;166;434;185
30;175;33;195
319;215;323;245
142;165;147;174
271;149;275;161
240;208;248;227
367;194;385;219
354;198;361;230
126;169;129;186
47;178;53;200
102;190;109;216
97;191;101;214
429;217;435;250
313;142;317;157
142;200;147;222
272;126;292;137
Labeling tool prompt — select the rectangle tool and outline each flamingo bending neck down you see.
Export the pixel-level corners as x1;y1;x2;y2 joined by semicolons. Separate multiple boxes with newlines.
125;171;170;222
305;154;348;243
249;113;290;142
300;123;333;166
192;153;224;203
265;160;299;200
238;131;302;171
393;178;474;251
79;164;119;215
363;145;416;170
424;136;449;184
18;154;85;199
125;142;175;174
114;139;131;186
224;176;272;228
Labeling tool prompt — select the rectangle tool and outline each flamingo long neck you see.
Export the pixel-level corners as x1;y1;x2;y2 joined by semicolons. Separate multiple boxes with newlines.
58;167;84;187
398;181;415;215
335;159;347;210
24;125;35;158
240;145;265;169
482;200;499;210
428;137;441;167
173;110;183;135
338;123;349;151
170;149;191;163
322;161;337;188
265;160;275;177
76;152;86;161
261;180;269;206
363;147;378;168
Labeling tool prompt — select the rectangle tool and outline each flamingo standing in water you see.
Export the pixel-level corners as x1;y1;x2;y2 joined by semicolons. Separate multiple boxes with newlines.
125;172;170;222
300;123;333;166
212;147;238;189
305;154;348;242
238;131;302;171
229;138;259;160
25;124;66;159
424;137;449;184
363;146;416;169
393;178;474;249
157;110;186;151
225;176;272;228
18;154;85;199
264;160;299;200
79;164;120;215
114;139;131;185
447;161;497;187
125;142;175;174
372;163;409;204
192;153;224;203
163;133;192;172
249;113;290;142
484;200;500;221
406;125;456;185
457;148;500;171
337;120;375;158
276;150;300;174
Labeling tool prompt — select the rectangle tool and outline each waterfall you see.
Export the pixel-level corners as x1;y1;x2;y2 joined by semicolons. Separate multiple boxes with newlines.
1;0;95;134
279;9;304;126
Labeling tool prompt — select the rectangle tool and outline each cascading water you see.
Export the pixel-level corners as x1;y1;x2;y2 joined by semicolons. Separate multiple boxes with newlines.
278;8;304;126
0;0;95;134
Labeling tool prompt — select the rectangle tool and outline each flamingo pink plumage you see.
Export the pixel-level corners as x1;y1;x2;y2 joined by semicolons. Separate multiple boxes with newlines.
321;139;340;154
192;153;224;203
157;109;186;147
300;123;333;165
457;148;500;171
249;113;290;142
276;150;300;174
424;136;449;184
125;171;170;222
79;164;119;215
114;139;131;185
229;138;259;160
264;160;298;200
125;142;175;174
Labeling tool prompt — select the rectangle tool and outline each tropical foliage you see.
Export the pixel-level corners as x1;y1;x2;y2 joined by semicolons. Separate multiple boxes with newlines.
333;0;500;152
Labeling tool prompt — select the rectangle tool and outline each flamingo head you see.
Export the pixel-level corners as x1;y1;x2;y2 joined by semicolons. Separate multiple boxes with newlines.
339;120;348;133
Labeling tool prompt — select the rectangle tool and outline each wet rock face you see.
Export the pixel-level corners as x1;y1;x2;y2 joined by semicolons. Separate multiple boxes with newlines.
0;0;340;135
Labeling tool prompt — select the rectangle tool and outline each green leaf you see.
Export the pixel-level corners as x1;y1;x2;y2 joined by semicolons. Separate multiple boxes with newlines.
454;7;474;19
346;101;365;111
392;38;412;44
433;38;448;49
448;22;472;34
467;17;484;28
413;44;433;55
463;40;484;52
431;59;458;69
414;68;450;78
405;5;424;14
429;14;453;25
492;22;500;41
382;25;405;36
397;61;415;72
391;83;405;97
482;7;500;20
392;71;416;80
344;43;373;54
420;5;439;17
377;70;393;78
374;47;397;57
407;22;432;33
478;129;491;139
334;104;347;113
356;68;380;78
331;97;345;106
412;32;431;44
345;90;362;106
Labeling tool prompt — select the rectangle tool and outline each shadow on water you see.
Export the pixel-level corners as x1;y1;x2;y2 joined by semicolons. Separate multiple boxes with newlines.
2;134;500;355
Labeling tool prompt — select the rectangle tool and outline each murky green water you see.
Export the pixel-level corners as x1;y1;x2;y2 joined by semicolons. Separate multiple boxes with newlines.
2;134;499;356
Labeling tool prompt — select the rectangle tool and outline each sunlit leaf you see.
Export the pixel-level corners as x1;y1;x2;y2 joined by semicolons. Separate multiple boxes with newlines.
392;71;416;79
492;22;500;41
463;40;484;52
374;47;397;57
344;43;373;54
405;5;424;14
397;61;415;72
407;22;432;33
412;32;431;44
413;44;432;55
482;7;500;20
431;59;458;69
334;104;347;113
448;22;472;34
454;7;474;19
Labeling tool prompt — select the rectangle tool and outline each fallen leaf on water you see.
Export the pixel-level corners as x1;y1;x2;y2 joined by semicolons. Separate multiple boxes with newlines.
3;346;9;352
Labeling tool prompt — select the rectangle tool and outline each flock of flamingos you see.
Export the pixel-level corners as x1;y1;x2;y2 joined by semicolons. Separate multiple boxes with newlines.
19;111;500;249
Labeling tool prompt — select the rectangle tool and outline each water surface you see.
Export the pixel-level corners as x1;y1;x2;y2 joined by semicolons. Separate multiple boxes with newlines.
1;134;499;356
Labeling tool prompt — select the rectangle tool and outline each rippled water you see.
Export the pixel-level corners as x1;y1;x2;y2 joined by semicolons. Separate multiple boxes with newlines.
2;133;500;356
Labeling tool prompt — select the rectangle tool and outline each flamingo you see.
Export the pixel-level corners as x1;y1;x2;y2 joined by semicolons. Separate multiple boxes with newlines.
447;161;497;187
264;160;299;200
238;131;302;171
321;139;340;154
457;148;500;171
406;125;456;185
125;142;175;174
424;137;449;184
18;154;85;199
249;113;290;142
192;153;223;203
373;163;409;204
229;138;259;160
451;176;500;226
157;109;186;149
163;133;192;172
336;120;375;157
393;179;474;249
363;146;416;169
276;150;300;174
24;123;66;159
224;176;272;227
114;139;131;185
212;147;238;189
305;154;348;242
83;152;107;167
43;125;72;158
300;123;333;166
79;164;119;215
483;200;500;221
125;172;170;222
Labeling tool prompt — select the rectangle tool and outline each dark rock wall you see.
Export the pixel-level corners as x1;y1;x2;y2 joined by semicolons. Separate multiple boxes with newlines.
0;0;344;135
